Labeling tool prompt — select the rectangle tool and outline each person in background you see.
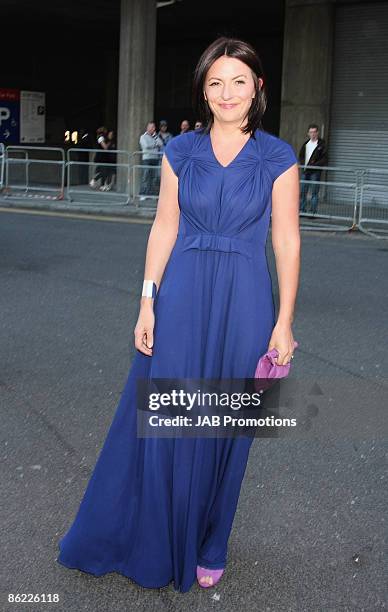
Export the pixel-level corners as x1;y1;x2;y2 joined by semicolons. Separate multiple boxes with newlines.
298;123;328;215
156;120;173;185
139;121;164;200
158;120;173;149
194;120;203;130
90;127;110;190
180;119;191;134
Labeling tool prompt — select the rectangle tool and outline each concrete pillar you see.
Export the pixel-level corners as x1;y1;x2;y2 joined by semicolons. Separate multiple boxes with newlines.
279;0;335;152
117;0;157;156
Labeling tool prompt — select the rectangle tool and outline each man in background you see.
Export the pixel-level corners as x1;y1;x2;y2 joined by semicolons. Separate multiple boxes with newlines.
139;121;164;200
298;124;328;215
158;119;173;149
179;119;191;134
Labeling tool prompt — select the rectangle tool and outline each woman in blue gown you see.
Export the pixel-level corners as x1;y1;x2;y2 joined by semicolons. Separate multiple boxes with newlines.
57;36;300;593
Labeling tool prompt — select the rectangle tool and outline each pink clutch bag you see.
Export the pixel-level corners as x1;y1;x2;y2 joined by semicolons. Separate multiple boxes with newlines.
254;340;299;392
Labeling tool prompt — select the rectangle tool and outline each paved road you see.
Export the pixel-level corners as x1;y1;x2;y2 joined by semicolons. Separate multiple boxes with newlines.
0;209;386;612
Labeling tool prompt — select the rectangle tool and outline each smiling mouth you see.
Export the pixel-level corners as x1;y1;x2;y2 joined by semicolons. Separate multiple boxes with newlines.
219;104;238;109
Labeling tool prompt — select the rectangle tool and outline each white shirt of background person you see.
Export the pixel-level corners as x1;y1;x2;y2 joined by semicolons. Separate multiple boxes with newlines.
305;139;318;166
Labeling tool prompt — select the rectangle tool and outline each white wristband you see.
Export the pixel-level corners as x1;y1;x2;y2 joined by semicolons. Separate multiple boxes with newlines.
142;280;157;298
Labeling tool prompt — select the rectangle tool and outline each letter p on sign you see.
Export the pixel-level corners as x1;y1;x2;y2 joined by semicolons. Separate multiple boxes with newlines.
0;108;11;126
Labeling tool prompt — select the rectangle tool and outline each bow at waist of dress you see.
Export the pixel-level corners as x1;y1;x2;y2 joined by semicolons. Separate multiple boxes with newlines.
176;232;263;259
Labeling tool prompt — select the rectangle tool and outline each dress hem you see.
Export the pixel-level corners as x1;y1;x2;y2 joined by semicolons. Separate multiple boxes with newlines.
56;555;193;593
196;558;226;570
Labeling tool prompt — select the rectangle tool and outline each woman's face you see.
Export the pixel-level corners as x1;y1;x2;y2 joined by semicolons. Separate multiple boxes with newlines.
204;56;262;128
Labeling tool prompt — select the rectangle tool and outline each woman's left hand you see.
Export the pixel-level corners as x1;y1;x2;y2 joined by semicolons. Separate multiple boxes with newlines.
268;321;296;366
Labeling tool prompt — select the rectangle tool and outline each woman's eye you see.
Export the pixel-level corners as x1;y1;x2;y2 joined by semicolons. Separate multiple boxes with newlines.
209;80;245;86
209;81;245;86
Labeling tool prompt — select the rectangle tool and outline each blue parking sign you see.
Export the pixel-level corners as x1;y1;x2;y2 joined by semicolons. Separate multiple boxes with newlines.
0;89;20;144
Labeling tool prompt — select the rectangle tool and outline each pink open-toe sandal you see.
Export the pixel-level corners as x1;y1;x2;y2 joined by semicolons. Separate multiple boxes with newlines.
196;565;225;588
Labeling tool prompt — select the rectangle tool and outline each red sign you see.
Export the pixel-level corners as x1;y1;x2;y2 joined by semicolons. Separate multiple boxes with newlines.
0;89;20;101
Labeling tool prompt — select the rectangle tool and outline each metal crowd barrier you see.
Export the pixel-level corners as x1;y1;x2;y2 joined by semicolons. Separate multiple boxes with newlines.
66;148;131;205
0;142;387;239
5;149;30;194
129;150;163;210
298;164;359;232
358;168;388;238
3;146;65;200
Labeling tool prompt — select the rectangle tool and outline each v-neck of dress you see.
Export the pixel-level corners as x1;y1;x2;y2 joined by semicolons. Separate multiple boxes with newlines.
208;130;254;169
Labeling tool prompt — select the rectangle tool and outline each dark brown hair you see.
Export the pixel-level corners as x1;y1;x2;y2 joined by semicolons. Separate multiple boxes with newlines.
192;36;267;137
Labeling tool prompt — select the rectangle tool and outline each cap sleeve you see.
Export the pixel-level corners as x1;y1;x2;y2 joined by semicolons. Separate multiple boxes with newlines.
264;134;299;183
163;133;192;178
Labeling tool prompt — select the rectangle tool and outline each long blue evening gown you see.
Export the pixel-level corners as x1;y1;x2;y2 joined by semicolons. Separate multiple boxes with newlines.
56;127;298;592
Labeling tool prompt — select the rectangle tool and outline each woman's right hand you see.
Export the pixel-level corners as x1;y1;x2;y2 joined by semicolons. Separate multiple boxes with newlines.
134;300;155;356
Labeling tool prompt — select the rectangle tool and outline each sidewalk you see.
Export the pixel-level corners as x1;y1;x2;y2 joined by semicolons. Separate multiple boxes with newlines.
0;193;156;220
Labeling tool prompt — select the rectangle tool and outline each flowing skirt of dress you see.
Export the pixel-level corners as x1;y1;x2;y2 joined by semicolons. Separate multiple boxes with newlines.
56;239;276;593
